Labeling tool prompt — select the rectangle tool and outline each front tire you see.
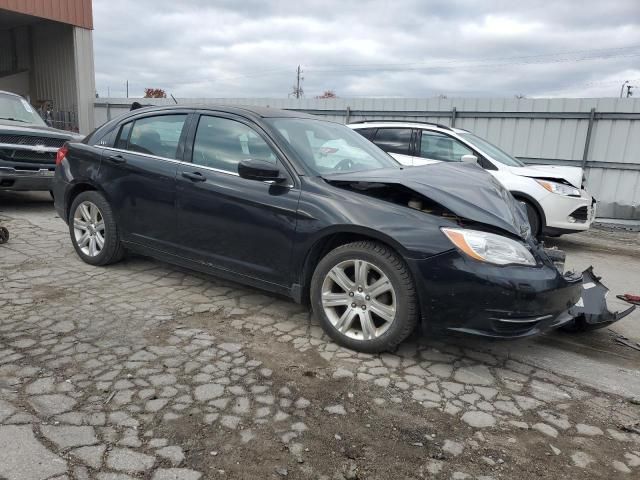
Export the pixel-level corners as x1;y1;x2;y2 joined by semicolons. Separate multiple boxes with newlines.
68;191;124;266
522;200;541;238
310;241;418;353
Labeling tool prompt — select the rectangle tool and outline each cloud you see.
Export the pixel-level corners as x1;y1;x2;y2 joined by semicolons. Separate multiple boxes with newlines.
92;0;640;99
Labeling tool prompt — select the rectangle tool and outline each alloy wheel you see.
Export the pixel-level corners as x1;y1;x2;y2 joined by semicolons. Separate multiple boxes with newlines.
73;201;105;257
321;259;397;340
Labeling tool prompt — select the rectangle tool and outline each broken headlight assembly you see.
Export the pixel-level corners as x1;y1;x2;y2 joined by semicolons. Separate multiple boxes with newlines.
535;179;581;197
441;228;536;266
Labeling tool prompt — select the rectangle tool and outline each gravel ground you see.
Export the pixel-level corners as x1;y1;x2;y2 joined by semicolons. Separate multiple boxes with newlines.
0;193;639;480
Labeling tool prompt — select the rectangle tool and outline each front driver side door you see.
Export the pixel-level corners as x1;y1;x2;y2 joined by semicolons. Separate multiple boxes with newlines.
175;113;301;287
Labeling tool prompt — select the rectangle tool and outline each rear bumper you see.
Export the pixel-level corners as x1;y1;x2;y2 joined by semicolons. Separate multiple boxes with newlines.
0;166;54;191
52;173;70;222
408;249;583;338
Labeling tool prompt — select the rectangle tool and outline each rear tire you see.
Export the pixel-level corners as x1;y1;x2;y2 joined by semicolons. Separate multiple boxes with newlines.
310;241;418;353
68;191;124;266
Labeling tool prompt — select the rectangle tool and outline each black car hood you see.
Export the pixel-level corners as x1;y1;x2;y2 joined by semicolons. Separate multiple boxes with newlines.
322;162;530;238
0;120;82;140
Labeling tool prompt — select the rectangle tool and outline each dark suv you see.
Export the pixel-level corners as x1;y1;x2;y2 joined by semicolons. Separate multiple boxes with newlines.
0;90;82;191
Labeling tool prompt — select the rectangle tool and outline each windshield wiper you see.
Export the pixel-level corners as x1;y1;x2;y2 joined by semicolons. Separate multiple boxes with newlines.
0;117;28;123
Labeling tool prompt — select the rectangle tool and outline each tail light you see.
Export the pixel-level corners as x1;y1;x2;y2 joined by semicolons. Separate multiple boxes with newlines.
56;145;68;166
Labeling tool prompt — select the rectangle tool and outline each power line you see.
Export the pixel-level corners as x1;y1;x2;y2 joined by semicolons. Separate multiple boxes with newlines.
213;44;640;82
219;67;295;81
305;52;640;74
306;45;640;70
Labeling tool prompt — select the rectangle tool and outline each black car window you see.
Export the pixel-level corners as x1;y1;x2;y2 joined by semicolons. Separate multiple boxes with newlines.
372;128;411;155
192;116;277;174
114;122;132;149
125;114;187;159
354;128;377;140
419;130;473;162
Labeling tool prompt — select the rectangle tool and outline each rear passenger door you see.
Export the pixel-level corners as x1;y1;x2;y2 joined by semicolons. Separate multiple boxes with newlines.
99;111;191;252
369;127;415;165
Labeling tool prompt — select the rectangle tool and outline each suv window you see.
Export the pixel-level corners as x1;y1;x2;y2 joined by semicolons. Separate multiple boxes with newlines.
372;128;412;155
119;114;187;159
192;116;277;174
354;128;377;140
419;130;473;162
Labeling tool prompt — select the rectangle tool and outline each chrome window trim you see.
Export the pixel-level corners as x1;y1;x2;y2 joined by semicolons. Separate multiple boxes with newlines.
100;146;242;177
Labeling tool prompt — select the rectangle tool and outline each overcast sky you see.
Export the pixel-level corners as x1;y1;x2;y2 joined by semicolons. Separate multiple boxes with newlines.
93;0;640;99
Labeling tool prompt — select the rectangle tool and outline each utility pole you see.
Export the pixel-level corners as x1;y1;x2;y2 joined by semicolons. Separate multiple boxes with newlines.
126;80;129;98
620;80;629;98
291;65;304;99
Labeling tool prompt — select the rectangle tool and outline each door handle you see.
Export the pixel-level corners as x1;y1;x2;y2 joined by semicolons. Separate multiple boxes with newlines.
106;154;126;164
181;171;206;182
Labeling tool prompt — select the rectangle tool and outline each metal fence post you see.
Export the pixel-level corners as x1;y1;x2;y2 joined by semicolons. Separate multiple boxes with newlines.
106;103;111;121
345;106;351;124
582;107;596;168
451;107;457;127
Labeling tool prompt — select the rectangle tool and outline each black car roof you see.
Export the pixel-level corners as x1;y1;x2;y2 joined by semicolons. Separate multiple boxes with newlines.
127;104;323;121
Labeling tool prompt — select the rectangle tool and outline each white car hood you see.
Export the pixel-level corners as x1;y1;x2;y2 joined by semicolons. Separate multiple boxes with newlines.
509;164;583;188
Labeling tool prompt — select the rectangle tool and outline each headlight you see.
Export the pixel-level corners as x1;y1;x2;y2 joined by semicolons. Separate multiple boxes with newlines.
535;179;580;197
441;228;536;266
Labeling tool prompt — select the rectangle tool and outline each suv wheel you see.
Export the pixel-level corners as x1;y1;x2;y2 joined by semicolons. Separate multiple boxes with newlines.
69;191;124;266
311;241;417;353
521;200;541;238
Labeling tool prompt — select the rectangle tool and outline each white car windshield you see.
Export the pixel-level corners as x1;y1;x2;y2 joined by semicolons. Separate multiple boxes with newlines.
0;93;46;126
267;118;400;174
459;132;525;167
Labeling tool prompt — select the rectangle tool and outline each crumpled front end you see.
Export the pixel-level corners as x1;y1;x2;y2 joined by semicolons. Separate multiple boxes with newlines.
408;245;635;338
407;244;585;338
322;161;632;339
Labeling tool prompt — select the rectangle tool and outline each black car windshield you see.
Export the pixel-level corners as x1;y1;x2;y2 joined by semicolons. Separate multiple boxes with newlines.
267;118;400;174
0;93;46;126
458;132;525;167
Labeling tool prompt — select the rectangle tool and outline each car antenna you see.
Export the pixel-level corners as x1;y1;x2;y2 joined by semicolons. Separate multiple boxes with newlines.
170;94;178;104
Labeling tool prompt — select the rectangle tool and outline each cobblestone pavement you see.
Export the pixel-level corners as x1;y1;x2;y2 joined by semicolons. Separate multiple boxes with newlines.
1;205;639;480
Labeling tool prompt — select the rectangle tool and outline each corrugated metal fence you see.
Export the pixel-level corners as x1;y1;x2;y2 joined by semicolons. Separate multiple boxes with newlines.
94;97;640;220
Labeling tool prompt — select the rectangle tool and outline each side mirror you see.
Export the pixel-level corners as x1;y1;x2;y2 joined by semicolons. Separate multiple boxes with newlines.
461;154;478;164
238;159;285;183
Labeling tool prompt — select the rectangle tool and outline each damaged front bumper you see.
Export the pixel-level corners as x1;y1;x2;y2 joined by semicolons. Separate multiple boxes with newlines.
408;248;635;339
563;266;636;331
408;249;584;338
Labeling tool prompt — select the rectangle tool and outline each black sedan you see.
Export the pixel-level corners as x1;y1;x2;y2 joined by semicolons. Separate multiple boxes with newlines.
53;105;583;352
